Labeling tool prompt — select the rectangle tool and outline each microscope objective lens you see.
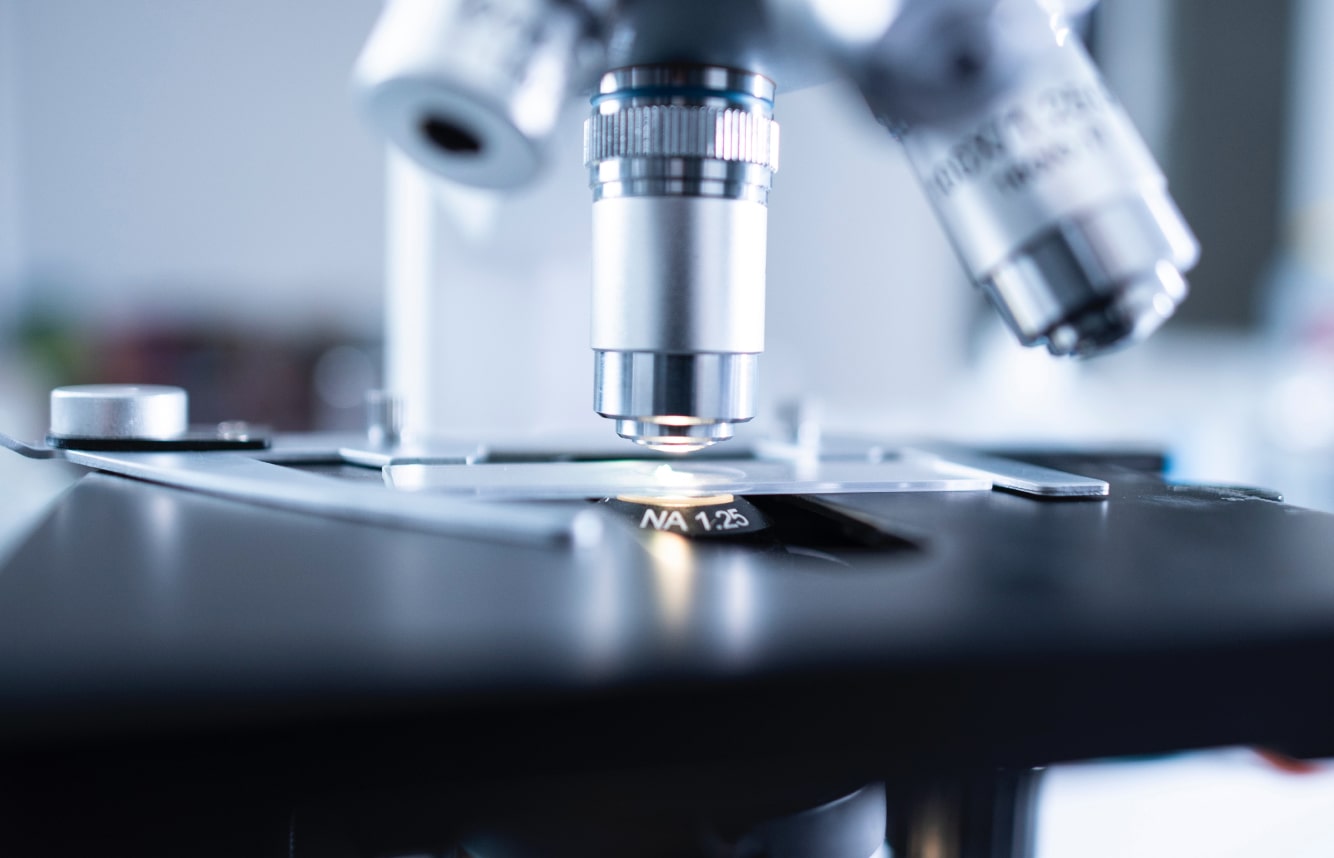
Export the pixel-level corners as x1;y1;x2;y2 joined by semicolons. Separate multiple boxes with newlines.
894;29;1197;357
586;66;778;451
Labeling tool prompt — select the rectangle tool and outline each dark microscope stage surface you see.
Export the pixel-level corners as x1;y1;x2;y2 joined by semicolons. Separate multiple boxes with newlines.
1;453;1334;855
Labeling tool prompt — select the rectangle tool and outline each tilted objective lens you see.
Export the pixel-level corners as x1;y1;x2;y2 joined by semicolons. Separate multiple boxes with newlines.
585;66;780;452
892;22;1198;357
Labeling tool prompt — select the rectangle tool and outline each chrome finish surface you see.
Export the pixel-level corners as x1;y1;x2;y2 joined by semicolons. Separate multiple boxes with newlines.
590;198;768;353
1043;263;1187;357
49;385;188;441
983;192;1194;356
594;351;756;419
584;106;778;164
587;64;777;450
585;106;779;202
613;418;733;451
355;0;600;189
589;158;774;202
585;65;779;203
595;351;757;452
895;19;1164;276
893;23;1197;358
365;389;405;446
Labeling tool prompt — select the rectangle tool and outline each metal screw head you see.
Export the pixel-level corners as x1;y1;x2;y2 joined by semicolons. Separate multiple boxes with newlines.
365;389;405;447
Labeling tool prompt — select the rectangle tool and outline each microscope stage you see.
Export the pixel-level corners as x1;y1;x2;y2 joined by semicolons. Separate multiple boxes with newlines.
0;447;1332;856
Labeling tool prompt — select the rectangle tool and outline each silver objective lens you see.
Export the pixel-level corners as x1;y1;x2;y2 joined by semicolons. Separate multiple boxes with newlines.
586;66;780;453
896;30;1198;356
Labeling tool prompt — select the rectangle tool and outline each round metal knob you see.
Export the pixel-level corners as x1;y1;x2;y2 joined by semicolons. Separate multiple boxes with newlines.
49;385;189;440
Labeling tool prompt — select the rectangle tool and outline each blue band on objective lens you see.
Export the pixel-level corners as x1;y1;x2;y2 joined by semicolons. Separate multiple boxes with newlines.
591;86;772;109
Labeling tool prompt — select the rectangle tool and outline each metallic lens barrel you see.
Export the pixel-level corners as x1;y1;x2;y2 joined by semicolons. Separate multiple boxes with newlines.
585;66;779;452
897;31;1198;357
356;0;596;189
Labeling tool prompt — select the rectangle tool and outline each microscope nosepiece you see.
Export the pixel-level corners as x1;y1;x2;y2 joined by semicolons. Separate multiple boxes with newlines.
585;67;779;451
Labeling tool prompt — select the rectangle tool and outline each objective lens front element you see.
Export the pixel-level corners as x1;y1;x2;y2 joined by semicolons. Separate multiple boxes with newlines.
984;193;1194;356
595;352;757;453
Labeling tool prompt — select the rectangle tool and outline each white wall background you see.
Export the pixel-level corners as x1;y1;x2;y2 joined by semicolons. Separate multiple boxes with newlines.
1;0;386;335
0;0;21;329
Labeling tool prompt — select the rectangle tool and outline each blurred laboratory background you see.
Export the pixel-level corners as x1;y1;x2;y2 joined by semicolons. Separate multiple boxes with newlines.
1;0;1333;854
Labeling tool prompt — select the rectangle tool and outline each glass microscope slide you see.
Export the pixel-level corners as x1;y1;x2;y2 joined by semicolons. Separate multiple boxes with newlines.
384;458;991;500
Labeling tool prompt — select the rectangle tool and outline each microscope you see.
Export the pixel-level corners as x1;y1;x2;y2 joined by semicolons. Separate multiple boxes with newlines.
4;3;1334;858
355;0;1197;453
